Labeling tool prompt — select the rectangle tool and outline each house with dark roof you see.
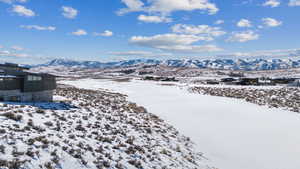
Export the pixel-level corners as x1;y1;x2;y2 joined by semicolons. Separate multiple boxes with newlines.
288;79;300;87
0;63;56;102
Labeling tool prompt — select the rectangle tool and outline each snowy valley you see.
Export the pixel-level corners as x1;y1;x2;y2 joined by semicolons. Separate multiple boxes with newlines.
61;78;300;169
1;61;300;169
2;0;300;168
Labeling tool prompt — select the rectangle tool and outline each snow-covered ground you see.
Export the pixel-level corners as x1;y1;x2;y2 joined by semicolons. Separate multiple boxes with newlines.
0;86;210;169
62;79;300;169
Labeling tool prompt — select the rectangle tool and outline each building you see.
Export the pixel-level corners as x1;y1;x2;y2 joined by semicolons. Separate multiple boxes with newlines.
236;78;259;86
288;79;300;87
271;78;296;85
0;63;56;102
221;78;238;85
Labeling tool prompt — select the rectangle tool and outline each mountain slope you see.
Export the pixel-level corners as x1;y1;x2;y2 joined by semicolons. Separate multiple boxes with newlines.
38;58;300;71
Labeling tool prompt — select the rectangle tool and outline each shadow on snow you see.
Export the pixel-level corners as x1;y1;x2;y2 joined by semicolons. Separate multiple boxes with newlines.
2;101;78;110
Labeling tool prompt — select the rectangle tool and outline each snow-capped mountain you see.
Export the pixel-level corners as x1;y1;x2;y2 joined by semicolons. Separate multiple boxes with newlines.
38;58;300;71
41;59;161;69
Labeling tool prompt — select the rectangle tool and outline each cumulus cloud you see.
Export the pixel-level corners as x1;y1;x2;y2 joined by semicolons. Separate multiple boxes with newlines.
262;17;282;27
148;0;218;15
263;0;280;7
227;30;259;42
110;51;154;56
0;51;10;55
0;0;27;4
129;23;226;53
237;19;252;27
289;0;300;6
0;0;11;3
171;24;226;38
94;30;113;37
138;15;172;23
220;48;300;58
71;29;87;36
157;44;222;53
118;0;219;15
0;50;28;57
109;51;172;57
11;5;35;17
20;25;56;31
129;33;222;53
131;34;210;46
118;0;144;14
214;20;224;25
11;46;24;51
62;6;78;19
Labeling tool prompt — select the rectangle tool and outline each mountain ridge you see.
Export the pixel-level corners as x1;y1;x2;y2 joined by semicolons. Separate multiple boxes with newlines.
37;58;300;71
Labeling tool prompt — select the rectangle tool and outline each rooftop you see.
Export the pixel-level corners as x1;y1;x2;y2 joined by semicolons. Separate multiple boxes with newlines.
0;63;30;70
0;75;18;78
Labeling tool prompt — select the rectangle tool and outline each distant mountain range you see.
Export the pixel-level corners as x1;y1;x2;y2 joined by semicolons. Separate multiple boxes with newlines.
36;58;300;71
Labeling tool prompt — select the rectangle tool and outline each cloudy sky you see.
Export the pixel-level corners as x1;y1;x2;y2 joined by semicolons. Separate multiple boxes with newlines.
0;0;299;63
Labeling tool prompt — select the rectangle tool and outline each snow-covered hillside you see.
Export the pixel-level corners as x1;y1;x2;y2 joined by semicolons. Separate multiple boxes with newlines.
61;78;300;169
37;58;300;71
0;85;212;169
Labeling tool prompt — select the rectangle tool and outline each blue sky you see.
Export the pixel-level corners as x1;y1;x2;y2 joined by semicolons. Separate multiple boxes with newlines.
0;0;299;64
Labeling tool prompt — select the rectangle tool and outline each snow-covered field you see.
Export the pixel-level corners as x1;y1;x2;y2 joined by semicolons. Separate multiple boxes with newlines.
62;79;300;169
0;86;210;169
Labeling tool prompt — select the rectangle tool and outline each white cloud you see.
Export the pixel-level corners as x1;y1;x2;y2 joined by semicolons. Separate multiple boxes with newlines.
289;0;300;6
11;5;35;17
20;25;56;31
0;51;10;55
262;17;282;27
237;19;252;27
171;24;226;38
221;48;300;58
131;34;210;46
129;33;222;53
11;46;24;51
263;0;280;7
0;0;12;3
118;0;144;14
148;0;219;15
157;44;222;53
0;50;28;57
0;0;27;4
138;15;172;23
13;53;29;57
62;6;78;19
72;29;87;36
109;51;171;57
118;0;219;15
110;51;153;56
214;20;224;25
94;30;113;37
227;30;259;42
240;0;253;5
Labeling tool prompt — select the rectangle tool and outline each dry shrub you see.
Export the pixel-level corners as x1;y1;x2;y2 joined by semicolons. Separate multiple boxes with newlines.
0;112;22;121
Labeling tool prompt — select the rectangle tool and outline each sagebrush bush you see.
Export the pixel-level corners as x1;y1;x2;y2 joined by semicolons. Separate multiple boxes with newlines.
0;112;22;121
